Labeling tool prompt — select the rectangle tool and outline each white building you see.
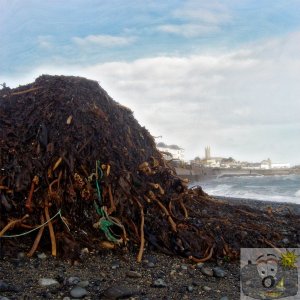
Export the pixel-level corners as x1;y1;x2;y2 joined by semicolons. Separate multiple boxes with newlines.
271;163;290;169
157;142;184;160
261;158;290;169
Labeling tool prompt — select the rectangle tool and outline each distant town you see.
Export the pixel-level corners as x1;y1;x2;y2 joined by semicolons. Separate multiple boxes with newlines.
156;142;297;173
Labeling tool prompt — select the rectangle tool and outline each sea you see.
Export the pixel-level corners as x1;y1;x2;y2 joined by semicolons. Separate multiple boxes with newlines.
193;174;300;204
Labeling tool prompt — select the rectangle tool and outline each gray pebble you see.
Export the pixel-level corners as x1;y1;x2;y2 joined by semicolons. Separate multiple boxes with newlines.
38;278;59;286
0;297;10;300
0;280;11;292
201;267;213;277
111;261;120;270
126;270;142;278
220;297;229;300
147;262;155;268
196;262;204;269
62;297;71;300
181;264;188;270
70;286;87;298
213;267;226;278
77;280;89;288
67;276;80;285
187;285;193;292
37;252;47;259
17;252;26;259
152;278;167;288
282;237;289;244
202;286;212;291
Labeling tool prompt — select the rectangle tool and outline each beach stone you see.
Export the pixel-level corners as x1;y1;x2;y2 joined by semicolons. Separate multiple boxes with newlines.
213;267;226;278
17;252;26;259
38;278;59;286
62;297;71;300
0;297;10;300
67;276;80;285
126;270;142;278
146;262;155;268
196;262;204;269
0;280;12;292
70;286;87;298
220;297;229;300
202;286;212;291
102;285;138;299
201;267;213;277
282;237;289;244
77;280;89;288
152;278;167;288
181;264;188;270
111;260;120;270
187;285;194;292
37;252;47;259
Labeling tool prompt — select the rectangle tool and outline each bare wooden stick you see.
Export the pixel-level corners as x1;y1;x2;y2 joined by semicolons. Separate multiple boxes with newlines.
0;215;29;237
107;184;116;215
11;87;40;96
133;197;145;262
44;200;57;256
27;215;45;257
179;198;188;219
155;198;177;232
25;176;39;211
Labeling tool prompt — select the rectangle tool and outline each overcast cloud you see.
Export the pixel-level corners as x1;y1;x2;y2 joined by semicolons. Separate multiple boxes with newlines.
1;1;300;164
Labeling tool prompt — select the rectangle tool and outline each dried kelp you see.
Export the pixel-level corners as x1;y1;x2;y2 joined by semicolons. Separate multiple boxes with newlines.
0;75;299;261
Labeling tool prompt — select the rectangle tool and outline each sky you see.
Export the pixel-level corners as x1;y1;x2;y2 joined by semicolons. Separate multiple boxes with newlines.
1;0;300;164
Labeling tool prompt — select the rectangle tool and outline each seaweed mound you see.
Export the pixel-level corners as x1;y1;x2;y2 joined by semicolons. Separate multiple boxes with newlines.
1;75;299;261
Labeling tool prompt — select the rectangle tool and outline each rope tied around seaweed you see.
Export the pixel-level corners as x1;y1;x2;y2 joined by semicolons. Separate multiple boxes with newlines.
91;160;126;244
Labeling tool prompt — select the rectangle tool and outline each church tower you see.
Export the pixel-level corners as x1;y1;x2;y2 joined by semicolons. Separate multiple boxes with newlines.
205;146;211;160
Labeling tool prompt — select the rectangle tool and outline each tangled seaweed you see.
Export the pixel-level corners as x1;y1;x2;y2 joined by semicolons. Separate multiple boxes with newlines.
1;75;299;262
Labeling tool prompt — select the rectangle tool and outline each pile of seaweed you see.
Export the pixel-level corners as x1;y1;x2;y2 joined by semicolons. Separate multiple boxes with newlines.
1;75;299;261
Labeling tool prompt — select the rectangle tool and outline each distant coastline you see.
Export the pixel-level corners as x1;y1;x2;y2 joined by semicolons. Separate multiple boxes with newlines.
175;166;300;183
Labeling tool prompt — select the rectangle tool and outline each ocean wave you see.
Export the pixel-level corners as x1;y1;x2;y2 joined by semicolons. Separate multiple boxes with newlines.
295;189;300;197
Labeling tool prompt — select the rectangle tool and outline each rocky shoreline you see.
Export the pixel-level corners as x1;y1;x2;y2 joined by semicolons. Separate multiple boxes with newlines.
1;197;299;300
0;248;237;300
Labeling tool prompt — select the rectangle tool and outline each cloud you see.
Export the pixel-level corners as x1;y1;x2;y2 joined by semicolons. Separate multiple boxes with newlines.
37;35;54;49
2;31;300;164
72;34;136;48
157;24;219;38
157;0;231;37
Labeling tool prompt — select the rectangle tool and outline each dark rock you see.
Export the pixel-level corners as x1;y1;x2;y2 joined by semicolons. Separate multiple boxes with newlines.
111;261;120;270
213;267;226;278
196;262;204;269
67;276;80;285
0;280;20;293
102;285;138;299
126;270;142;278
152;278;168;288
202;286;212;291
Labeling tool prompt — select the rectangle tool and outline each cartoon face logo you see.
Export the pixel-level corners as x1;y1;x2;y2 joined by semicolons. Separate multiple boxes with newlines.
256;253;278;288
241;248;299;299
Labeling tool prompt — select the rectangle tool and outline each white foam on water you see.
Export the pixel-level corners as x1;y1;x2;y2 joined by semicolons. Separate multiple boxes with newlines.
193;174;300;204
